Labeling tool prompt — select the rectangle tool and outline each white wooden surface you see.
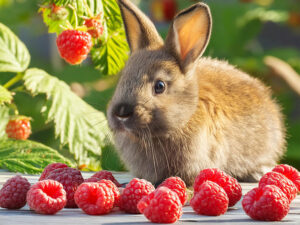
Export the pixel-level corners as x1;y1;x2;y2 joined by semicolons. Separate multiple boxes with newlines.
0;170;299;225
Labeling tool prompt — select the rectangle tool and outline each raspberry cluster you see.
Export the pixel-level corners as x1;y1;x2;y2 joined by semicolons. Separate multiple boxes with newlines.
242;164;299;221
1;164;299;223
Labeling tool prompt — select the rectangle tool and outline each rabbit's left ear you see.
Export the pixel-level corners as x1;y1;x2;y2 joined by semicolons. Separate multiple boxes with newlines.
165;3;212;73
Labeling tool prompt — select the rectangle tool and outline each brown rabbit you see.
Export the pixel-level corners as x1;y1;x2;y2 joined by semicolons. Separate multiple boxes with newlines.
107;0;286;186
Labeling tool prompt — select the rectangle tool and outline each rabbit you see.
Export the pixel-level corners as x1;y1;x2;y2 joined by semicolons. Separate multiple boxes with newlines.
107;0;286;187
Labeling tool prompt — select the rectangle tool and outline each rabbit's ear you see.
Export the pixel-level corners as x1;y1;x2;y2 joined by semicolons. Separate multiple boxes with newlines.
165;3;212;73
118;0;163;53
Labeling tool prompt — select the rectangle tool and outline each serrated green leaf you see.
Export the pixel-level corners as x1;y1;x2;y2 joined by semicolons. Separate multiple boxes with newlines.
0;85;12;105
0;22;30;72
0;139;74;174
23;68;113;170
0;105;9;139
91;28;129;75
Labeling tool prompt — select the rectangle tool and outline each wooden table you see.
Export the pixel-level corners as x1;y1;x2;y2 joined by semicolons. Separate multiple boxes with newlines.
0;170;299;225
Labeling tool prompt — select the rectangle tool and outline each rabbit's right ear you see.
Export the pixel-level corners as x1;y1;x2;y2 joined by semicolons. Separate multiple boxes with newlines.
118;0;163;53
165;3;212;74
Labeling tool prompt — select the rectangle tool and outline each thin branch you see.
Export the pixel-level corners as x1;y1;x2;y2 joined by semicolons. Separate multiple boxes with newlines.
264;56;300;96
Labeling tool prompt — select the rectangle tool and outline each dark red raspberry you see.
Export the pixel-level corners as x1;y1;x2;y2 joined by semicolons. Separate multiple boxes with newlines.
272;164;300;192
27;180;66;214
39;163;68;181
45;167;84;208
242;185;289;221
84;15;104;38
259;171;297;203
84;177;101;183
91;170;121;187
119;178;155;213
74;182;114;215
98;179;120;207
190;181;228;216
193;168;242;207
159;176;187;205
0;175;30;209
56;30;92;65
137;187;182;223
5;117;31;140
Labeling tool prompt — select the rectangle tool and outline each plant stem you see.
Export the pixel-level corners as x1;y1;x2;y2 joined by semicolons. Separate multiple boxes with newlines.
3;73;24;89
83;0;93;18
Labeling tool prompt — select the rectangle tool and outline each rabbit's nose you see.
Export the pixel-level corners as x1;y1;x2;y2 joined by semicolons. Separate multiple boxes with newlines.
114;103;134;121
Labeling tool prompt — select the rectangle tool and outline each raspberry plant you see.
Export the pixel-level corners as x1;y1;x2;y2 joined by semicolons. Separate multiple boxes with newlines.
0;0;129;173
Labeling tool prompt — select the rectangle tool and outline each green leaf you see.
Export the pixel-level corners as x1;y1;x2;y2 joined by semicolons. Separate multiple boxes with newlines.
0;139;74;174
0;22;30;72
91;29;129;75
91;0;129;75
0;105;9;139
0;85;12;105
23;68;113;170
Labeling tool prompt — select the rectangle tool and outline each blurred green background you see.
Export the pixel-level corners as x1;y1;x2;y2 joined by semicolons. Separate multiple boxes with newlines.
0;0;299;170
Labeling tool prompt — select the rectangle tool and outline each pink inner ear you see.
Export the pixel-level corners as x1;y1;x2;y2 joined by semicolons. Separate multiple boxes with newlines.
177;10;210;60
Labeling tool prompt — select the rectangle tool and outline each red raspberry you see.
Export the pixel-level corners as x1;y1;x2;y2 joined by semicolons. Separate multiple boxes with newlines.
84;15;104;38
45;167;84;208
74;182;114;215
91;170;121;187
119;178;155;213
193;168;242;207
272;164;300;192
190;181;228;216
56;30;92;65
39;163;68;181
137;187;182;223
98;179;120;207
27;180;66;214
242;185;289;221
0;175;30;209
159;176;187;205
5;117;31;140
259;171;297;203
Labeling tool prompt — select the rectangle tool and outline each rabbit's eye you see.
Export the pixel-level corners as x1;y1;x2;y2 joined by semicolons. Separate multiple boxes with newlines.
154;80;165;94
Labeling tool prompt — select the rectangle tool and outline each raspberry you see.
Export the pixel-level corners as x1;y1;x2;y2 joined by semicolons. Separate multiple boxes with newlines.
74;182;114;215
39;163;68;181
242;185;289;221
0;175;30;209
190;181;228;216
84;15;104;38
5;117;31;140
193;168;242;207
159;176;187;205
27;180;66;214
56;30;92;65
272;164;300;192
91;170;121;187
259;171;297;203
137;187;182;223
119;178;155;213
98;179;120;207
45;167;84;208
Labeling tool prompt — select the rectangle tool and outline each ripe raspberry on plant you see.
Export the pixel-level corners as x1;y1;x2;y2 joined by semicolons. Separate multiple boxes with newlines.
5;116;31;140
56;29;92;65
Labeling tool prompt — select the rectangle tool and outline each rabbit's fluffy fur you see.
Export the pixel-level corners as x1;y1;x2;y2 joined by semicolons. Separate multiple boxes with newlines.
107;0;286;186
